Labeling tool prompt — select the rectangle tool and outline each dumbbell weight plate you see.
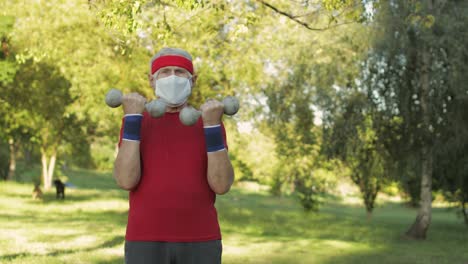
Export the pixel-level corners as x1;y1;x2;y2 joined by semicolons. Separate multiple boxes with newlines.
146;99;166;118
223;96;240;115
179;106;202;126
105;88;123;108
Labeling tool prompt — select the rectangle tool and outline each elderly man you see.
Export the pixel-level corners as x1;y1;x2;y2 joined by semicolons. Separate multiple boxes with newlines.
113;47;234;264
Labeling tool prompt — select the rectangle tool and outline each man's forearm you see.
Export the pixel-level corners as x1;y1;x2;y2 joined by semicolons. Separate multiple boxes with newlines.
207;150;234;195
114;141;141;190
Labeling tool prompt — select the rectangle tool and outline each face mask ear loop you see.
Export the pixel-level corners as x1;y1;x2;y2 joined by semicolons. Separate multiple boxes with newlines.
188;74;193;88
153;70;160;89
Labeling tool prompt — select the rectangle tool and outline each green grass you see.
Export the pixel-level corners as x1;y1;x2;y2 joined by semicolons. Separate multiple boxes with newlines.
0;169;467;264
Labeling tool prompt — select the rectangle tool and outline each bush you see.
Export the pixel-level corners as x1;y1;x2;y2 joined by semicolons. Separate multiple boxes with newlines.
381;181;401;196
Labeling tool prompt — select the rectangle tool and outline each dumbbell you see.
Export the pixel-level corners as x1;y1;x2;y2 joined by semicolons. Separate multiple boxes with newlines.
105;88;166;118
106;89;240;125
179;96;240;126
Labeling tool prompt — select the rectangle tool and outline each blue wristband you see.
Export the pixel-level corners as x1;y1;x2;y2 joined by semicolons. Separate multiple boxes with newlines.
123;114;143;141
204;125;225;152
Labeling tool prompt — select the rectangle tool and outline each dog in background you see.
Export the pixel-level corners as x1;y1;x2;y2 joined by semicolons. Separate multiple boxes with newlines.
32;183;43;200
53;179;65;199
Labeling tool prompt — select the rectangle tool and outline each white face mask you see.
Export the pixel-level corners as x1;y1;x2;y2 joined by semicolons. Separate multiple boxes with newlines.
155;75;192;107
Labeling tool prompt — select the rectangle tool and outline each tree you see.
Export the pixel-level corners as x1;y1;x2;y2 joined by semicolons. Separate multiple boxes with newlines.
360;0;468;238
325;93;388;218
433;51;468;225
3;60;74;189
3;0;152;174
0;15;23;181
434;108;468;225
262;56;328;210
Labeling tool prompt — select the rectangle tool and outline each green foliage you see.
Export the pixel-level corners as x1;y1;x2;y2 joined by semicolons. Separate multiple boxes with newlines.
348;117;385;214
263;59;323;210
269;165;284;196
0;15;17;86
231;128;278;185
173;0;207;10
434;97;468;225
2;0;147;175
229;152;254;182
0;60;17;85
0;15;14;36
398;155;421;207
9;60;74;151
293;174;320;212
380;181;401;196
98;0;144;34
88;140;114;171
325;93;388;214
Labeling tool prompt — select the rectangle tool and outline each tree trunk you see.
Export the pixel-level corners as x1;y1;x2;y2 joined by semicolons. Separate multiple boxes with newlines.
41;149;57;190
405;45;433;240
6;138;16;181
48;152;57;183
366;211;373;221
41;151;49;189
405;145;433;239
462;202;467;226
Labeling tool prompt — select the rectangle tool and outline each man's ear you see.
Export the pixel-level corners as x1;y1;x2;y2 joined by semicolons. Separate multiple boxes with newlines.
191;74;198;87
148;73;155;89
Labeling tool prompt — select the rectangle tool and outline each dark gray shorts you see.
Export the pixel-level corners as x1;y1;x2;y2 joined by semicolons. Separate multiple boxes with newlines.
124;240;222;264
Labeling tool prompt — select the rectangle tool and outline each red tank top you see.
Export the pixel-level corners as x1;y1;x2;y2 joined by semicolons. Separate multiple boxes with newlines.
119;111;226;242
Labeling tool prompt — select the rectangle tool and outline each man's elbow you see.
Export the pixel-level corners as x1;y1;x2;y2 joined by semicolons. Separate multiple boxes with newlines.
116;181;138;191
212;184;231;195
210;176;234;195
114;172;139;191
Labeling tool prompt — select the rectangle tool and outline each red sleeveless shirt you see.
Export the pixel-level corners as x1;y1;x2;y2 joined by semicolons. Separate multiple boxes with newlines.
119;111;226;242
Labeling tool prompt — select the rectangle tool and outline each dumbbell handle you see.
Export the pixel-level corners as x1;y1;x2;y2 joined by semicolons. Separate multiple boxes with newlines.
105;88;166;118
179;96;240;126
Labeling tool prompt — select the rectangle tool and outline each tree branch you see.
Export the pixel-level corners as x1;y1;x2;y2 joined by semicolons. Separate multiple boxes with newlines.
257;0;357;31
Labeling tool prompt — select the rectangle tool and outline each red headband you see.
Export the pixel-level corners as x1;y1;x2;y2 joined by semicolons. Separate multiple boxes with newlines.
151;55;194;75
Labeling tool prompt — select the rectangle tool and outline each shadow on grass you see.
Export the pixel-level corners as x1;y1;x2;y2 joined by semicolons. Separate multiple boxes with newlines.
12;165;119;191
28;189;128;203
0;208;128;227
242;243;468;264
0;235;125;261
94;257;125;264
218;188;468;247
218;190;380;243
316;244;468;264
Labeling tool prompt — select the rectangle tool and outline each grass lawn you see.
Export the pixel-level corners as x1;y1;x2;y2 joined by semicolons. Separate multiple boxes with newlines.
0;168;467;264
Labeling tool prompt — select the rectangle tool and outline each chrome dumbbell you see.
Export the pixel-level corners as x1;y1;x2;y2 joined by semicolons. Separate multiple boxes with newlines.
105;88;166;118
179;96;240;126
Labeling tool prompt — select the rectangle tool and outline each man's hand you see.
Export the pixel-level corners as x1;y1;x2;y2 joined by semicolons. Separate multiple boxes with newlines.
122;93;146;115
200;99;224;126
